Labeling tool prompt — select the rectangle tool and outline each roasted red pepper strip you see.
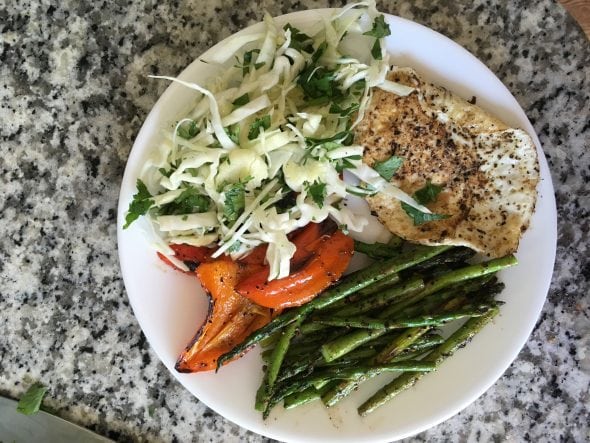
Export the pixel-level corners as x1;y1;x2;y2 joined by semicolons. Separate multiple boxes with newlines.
238;221;331;267
157;244;215;273
235;230;354;309
175;259;271;372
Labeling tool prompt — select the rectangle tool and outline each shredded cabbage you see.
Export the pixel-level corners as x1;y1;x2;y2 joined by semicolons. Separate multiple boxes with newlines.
128;1;422;281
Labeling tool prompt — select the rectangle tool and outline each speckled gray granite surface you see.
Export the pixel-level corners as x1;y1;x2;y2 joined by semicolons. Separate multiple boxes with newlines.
1;0;588;442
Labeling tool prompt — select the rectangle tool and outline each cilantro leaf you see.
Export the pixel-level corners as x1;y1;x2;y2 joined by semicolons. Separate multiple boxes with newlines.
223;182;246;225
284;24;314;53
306;180;327;208
158;187;210;216
414;180;444;205
176;120;199;139
401;181;449;225
123;179;154;229
240;49;261;75
373;156;404;181
248;115;271;140
311;41;328;63
371;39;382;60
232;93;250;108
329;102;360;117
17;382;48;415
401;203;450;225
227;240;242;253
363;15;390;60
306;130;353;147
225;124;240;144
363;15;391;38
297;65;342;100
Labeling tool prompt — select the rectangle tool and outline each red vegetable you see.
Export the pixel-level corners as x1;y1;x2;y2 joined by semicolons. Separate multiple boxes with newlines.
235;230;354;309
158;244;215;273
175;259;271;372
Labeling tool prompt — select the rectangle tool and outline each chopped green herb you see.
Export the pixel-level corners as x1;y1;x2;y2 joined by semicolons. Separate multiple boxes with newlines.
311;41;328;63
17;382;48;416
284;24;314;53
363;15;391;39
373;156;404;181
232;93;250;108
306;180;327;208
306;130;353;147
329;102;360;117
225;124;240;144
158;187;210;216
227;240;242;253
223;182;246;225
414;180;444;205
123;179;154;229
335;156;361;173
371;39;382;60
248;115;271;140
176;120;199;139
297;64;341;100
159;167;172;178
401;203;450;225
363;15;390;60
240;49;262;75
401;181;449;225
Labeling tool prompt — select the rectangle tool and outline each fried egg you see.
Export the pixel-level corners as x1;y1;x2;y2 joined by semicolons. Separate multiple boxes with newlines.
355;67;540;258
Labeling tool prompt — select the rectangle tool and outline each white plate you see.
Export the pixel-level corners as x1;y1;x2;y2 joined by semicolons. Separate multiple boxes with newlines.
117;9;557;443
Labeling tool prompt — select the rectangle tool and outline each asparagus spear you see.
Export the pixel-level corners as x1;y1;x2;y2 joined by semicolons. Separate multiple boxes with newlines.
321;327;430;407
353;239;403;259
264;360;436;418
217;245;453;369
332;276;424;317
266;318;303;388
326;272;401;312
357;306;501;416
321;302;496;330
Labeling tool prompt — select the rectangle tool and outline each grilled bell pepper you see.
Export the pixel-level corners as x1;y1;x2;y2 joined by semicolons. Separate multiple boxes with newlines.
175;259;271;372
235;230;354;309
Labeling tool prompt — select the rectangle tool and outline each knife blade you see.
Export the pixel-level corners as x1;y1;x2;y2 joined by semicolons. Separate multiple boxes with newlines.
0;396;113;443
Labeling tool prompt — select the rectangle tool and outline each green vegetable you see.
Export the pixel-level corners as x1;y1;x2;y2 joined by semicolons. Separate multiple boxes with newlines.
401;180;450;226
239;49;263;75
225;124;240;144
332;276;423;317
248;115;271;140
372;156;404;181
401;204;450;225
363;15;391;60
265;360;434;418
321;327;429;407
353;239;403;259
176;119;199;139
363;15;391;39
158;187;210;216
223;182;246;225
414;180;444;205
123;179;154;229
306;130;353;148
232;93;250;108
17;382;48;415
358;306;501;416
284;24;314;53
329;102;359;117
306;180;327;208
370;39;382;60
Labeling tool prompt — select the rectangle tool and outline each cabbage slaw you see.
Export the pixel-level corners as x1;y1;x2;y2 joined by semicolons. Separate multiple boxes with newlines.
124;1;427;280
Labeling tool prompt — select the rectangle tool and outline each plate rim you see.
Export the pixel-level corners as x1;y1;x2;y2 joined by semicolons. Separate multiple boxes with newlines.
117;9;557;443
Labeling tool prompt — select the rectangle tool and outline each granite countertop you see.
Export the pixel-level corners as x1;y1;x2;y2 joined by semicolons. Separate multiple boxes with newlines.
1;0;589;441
